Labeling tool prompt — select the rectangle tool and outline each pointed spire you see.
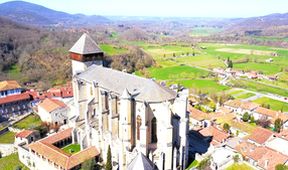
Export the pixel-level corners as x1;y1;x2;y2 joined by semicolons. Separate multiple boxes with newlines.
127;152;156;170
121;88;131;99
69;33;102;55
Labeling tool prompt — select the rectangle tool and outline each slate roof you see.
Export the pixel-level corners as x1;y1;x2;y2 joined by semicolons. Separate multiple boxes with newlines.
0;80;21;91
76;65;177;103
69;33;102;55
127;152;156;170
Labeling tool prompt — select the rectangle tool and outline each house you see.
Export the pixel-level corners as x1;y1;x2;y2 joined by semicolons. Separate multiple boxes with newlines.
247;127;274;146
224;100;259;116
235;140;288;170
37;98;68;125
246;72;258;79
199;126;230;146
266;137;288;156
189;106;211;128
15;130;40;146
252;107;288;129
22;128;100;170
0;80;32;118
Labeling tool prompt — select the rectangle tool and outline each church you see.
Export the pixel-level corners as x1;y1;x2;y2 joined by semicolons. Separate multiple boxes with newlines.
69;33;189;170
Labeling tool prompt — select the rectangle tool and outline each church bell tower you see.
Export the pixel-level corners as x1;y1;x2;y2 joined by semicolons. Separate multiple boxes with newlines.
69;33;104;76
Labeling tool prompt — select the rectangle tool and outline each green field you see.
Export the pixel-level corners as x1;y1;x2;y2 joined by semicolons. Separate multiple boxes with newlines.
62;144;81;154
13;114;42;130
232;79;288;97
226;163;254;170
235;92;255;99
172;79;230;93
189;27;222;37
253;97;288;112
147;65;209;80
99;44;128;56
0;153;29;170
0;131;15;144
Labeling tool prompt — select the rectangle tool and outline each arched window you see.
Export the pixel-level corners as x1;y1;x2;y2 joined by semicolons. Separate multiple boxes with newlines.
151;117;157;143
137;115;142;140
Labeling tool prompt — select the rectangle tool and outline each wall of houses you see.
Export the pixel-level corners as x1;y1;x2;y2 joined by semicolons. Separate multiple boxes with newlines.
37;106;68;125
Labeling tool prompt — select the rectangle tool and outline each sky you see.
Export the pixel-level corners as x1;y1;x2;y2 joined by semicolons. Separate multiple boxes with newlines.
0;0;288;18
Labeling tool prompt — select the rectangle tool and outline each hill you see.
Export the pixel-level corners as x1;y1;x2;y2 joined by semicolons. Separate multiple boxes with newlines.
0;1;110;27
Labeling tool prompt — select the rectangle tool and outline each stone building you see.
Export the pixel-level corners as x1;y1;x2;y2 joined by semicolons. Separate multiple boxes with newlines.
70;33;189;169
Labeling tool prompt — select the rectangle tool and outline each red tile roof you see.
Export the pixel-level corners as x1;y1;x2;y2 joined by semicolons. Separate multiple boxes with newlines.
255;107;280;118
29;128;99;170
189;106;208;121
0;80;21;91
0;93;31;105
38;98;67;113
248;127;274;145
16;130;34;138
225;100;259;110
199;126;229;144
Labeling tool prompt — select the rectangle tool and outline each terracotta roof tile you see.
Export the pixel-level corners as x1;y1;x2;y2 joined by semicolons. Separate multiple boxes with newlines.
38;98;67;113
225;100;259;110
0;80;21;91
199;126;229;143
29;128;100;170
248;127;274;145
0;93;31;105
16;130;34;138
189;106;208;121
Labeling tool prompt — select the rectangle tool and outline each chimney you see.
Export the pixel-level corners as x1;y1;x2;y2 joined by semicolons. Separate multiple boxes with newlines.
264;160;269;169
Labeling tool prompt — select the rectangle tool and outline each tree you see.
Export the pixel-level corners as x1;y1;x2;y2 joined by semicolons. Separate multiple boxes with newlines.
242;112;250;122
275;164;288;170
233;155;240;163
274;118;283;133
257;117;271;128
0;151;2;158
81;158;97;170
228;60;233;68
223;123;230;133
105;145;112;170
250;116;255;123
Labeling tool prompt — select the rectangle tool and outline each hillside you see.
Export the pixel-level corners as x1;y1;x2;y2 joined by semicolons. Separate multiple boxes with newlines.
0;1;110;26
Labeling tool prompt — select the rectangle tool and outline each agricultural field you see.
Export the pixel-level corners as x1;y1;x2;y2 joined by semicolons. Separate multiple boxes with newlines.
253;97;288;112
0;153;29;170
13;114;42;130
235;92;256;99
231;79;288;97
189;27;222;37
99;44;128;56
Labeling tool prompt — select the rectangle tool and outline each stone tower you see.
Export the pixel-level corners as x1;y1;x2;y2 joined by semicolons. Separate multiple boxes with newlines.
69;33;104;76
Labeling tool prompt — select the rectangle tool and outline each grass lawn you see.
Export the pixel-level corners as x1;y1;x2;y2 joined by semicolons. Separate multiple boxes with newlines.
233;62;281;75
13;114;42;130
226;163;255;170
0;131;15;144
0;153;29;170
228;89;244;96
147;65;209;80
253;97;288;112
62;144;81;154
235;92;255;99
99;44;128;56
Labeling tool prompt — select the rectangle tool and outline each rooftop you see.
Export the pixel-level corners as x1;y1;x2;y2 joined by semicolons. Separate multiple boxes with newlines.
0;80;21;92
38;98;67;113
189;106;209;121
29;128;99;170
248;127;274;145
0;92;31;105
225;100;259;111
69;33;103;55
127;152;156;170
76;65;177;103
199;126;229;144
15;130;35;138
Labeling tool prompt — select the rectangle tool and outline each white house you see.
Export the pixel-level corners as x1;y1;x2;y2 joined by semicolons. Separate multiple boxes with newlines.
37;98;69;125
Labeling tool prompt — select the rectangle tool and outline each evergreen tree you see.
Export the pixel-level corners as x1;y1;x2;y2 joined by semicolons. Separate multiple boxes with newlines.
105;145;112;170
242;112;250;122
223;123;230;133
274;118;283;133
